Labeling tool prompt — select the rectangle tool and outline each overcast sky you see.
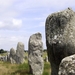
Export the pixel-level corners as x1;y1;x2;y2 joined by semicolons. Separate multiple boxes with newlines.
0;0;75;51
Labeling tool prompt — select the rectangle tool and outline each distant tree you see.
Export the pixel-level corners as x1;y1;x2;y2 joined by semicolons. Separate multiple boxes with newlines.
24;50;28;52
43;49;47;52
0;49;7;53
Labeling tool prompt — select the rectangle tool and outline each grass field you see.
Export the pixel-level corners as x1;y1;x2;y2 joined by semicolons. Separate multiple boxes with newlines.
0;51;51;75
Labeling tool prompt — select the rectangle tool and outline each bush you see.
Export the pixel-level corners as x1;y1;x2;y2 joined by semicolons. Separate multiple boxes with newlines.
0;49;7;53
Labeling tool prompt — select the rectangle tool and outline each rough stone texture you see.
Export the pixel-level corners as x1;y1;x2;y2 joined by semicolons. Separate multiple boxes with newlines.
45;8;75;75
0;56;7;61
7;52;10;61
10;48;16;64
10;48;16;57
16;42;25;64
28;33;44;75
58;54;75;75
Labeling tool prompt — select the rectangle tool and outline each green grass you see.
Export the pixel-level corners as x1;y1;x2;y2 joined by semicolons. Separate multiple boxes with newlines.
0;53;7;56
43;62;50;75
0;51;51;75
11;62;50;75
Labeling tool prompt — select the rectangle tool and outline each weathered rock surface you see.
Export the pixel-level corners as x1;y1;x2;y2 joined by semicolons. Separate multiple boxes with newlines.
58;54;75;75
28;33;44;75
16;42;25;64
7;52;10;61
10;48;16;64
10;48;16;57
45;8;75;75
0;56;7;61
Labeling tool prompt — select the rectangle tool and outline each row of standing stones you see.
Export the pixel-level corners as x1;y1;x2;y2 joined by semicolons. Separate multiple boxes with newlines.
1;33;44;75
1;7;75;75
7;42;25;64
8;7;75;75
45;7;75;75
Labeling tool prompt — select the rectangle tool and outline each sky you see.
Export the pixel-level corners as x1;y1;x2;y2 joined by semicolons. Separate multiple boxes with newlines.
0;0;75;51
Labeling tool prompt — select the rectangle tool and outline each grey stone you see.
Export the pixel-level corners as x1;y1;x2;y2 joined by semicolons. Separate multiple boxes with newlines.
4;56;7;61
45;8;75;75
44;56;48;62
0;56;7;61
28;33;44;75
9;48;16;64
10;48;16;57
7;52;10;61
16;42;25;64
58;54;75;75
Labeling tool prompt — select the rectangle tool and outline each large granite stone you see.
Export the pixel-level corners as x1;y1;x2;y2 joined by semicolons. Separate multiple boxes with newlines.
28;33;44;75
59;54;75;75
45;8;75;75
16;42;25;64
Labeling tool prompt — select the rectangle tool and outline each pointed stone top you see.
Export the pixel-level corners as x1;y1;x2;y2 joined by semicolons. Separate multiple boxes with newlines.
30;32;42;40
17;42;24;46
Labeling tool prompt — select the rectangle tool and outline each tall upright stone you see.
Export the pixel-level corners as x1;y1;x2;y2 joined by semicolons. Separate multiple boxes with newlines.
28;33;44;75
10;48;16;64
16;42;25;64
10;48;16;57
45;8;75;75
44;56;48;62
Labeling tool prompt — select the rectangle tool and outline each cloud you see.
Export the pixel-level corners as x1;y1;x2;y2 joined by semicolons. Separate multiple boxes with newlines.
14;0;75;11
0;34;29;50
0;18;22;29
0;0;22;30
12;19;22;27
0;0;75;50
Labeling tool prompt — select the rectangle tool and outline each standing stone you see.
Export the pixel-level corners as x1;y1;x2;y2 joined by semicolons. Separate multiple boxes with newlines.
45;8;75;75
16;42;25;64
4;56;7;61
10;48;16;57
28;33;44;75
58;54;75;75
10;48;16;64
44;56;48;62
0;56;7;61
7;52;10;61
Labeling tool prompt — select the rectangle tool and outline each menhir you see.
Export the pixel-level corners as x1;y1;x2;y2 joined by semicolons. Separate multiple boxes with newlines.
45;8;75;75
28;33;44;75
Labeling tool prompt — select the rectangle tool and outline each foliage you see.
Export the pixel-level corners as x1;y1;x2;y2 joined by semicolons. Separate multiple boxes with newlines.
0;49;7;53
43;49;47;52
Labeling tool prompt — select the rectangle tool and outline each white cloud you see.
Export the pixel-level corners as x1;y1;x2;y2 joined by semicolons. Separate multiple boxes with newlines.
14;0;75;11
0;0;22;30
0;34;28;50
0;0;75;50
0;18;22;29
12;19;22;27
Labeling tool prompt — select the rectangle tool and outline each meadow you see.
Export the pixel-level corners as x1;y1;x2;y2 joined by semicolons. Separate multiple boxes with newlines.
0;51;51;75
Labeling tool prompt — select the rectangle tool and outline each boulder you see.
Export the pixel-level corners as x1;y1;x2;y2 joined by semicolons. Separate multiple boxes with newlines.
16;42;25;64
45;8;75;75
28;33;44;75
58;54;75;75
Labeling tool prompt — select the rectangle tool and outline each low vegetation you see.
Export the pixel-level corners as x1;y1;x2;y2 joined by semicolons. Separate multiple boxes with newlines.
0;51;51;75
